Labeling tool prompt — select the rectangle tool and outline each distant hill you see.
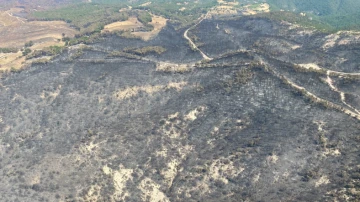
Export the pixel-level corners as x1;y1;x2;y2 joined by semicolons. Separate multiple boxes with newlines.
0;0;84;10
267;0;360;30
267;0;360;15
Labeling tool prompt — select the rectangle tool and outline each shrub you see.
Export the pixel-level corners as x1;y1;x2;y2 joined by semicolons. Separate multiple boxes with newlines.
25;41;34;47
0;47;18;53
22;48;32;56
124;46;166;55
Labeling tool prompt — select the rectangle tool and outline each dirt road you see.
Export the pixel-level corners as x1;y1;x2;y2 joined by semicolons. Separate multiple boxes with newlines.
184;12;213;61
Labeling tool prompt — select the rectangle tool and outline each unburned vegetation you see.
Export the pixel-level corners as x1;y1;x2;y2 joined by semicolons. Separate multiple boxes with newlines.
124;46;166;55
30;3;129;34
102;13;167;41
0;7;77;72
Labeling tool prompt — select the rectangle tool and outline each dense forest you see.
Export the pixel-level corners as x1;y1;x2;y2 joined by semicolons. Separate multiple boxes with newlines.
267;0;360;30
29;0;360;34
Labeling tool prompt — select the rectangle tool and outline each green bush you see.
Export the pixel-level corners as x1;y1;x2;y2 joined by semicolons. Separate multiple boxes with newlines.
31;3;129;34
124;46;166;55
25;41;34;47
0;47;18;53
137;11;152;25
22;48;32;56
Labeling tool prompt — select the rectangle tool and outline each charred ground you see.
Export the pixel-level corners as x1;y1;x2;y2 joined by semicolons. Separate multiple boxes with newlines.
1;16;360;202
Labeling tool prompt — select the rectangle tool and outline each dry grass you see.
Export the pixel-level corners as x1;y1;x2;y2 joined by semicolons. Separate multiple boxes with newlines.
102;17;143;32
209;0;240;17
0;40;64;72
156;62;192;73
0;8;77;48
132;14;167;41
322;32;360;49
242;9;257;15
0;8;76;72
209;156;244;184
210;1;269;17
113;82;187;100
102;165;134;201
255;3;270;12
209;5;238;16
217;0;239;6
322;34;340;49
102;14;167;41
315;175;330;187
0;52;24;72
0;8;22;26
298;63;323;71
185;106;206;121
161;159;180;188
139;177;169;202
139;2;152;7
242;3;270;16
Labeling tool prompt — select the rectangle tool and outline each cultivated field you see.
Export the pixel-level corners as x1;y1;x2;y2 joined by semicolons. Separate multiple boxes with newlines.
0;8;77;48
0;8;77;72
208;1;270;18
102;17;143;32
243;3;270;15
132;14;167;41
103;13;167;41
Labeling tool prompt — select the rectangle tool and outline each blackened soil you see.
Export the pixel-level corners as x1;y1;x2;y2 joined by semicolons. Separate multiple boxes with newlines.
1;17;360;202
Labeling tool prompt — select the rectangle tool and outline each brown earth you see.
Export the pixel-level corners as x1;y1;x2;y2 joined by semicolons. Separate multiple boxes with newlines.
0;8;77;48
132;14;167;41
0;8;78;72
103;13;167;41
102;17;143;33
242;3;270;15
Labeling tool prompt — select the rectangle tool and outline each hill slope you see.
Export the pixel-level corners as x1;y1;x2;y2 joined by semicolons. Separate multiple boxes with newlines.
1;16;360;201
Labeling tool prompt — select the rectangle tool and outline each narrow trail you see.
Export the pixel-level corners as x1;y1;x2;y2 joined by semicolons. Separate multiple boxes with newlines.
283;74;360;120
296;63;360;115
325;70;360;114
299;63;360;77
328;70;360;77
6;11;25;24
184;12;213;61
259;57;360;121
79;43;360;121
77;58;152;64
272;68;360;120
87;46;197;68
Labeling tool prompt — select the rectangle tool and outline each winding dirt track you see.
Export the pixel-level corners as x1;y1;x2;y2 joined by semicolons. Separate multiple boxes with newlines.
297;63;360;115
281;74;360;120
325;71;360;114
84;37;360;122
258;57;360;121
6;11;25;23
183;12;213;61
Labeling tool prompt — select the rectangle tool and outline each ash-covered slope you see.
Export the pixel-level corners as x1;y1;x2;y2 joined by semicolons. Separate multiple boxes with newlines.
1;17;360;202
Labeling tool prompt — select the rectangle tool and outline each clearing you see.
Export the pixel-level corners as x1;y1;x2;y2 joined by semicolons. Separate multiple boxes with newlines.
103;13;167;41
132;14;167;41
0;8;77;72
242;3;270;15
102;17;143;33
209;1;269;17
0;8;77;48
